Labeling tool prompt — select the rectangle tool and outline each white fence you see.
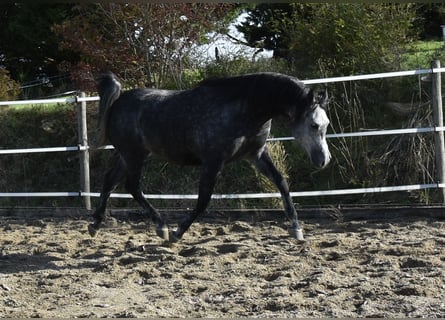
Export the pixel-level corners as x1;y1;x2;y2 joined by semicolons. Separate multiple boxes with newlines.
1;63;445;209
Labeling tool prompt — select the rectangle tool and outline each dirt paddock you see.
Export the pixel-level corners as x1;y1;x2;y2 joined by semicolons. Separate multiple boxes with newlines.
1;207;445;317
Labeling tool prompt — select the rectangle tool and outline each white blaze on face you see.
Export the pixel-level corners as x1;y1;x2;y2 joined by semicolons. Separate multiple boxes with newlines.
293;106;331;168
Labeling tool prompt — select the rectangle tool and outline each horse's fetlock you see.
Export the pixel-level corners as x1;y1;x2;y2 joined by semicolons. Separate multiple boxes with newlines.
169;230;182;243
289;227;305;242
155;224;170;241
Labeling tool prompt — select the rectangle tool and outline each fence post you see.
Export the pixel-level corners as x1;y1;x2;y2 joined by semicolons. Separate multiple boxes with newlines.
431;60;445;203
77;92;91;210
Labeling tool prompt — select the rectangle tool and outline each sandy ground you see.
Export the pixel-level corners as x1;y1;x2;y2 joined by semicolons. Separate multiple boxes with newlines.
1;209;445;318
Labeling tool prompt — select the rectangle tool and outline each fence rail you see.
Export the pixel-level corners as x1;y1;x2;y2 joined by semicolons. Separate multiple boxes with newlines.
0;183;442;200
1;64;445;207
1;126;445;156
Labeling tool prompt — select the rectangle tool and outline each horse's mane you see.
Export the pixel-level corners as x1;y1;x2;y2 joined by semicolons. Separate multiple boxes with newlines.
197;72;310;118
198;72;300;91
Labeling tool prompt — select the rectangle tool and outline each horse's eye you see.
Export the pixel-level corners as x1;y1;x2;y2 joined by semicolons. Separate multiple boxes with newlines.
311;123;319;130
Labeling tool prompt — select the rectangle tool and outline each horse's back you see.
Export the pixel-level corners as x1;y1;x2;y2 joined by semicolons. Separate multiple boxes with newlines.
106;87;203;162
107;85;270;165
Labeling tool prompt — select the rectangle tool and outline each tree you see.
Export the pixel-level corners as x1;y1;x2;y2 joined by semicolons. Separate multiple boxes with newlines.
415;3;445;40
0;3;77;83
238;4;417;77
53;3;236;91
235;4;297;60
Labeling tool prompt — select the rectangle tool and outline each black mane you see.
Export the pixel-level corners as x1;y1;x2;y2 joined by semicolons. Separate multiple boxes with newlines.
198;72;304;93
198;72;310;118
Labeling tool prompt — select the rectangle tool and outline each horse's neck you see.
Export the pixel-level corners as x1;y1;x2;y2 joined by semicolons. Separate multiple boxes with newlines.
248;95;291;123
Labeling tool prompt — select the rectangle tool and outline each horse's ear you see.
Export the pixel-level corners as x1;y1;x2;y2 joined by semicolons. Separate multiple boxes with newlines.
317;89;328;110
306;88;314;106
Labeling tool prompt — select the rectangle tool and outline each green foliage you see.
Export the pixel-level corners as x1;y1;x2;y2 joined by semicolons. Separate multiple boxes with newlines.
0;104;80;207
239;4;417;78
236;3;296;59
289;4;416;77
160;56;291;90
201;56;290;80
0;68;20;100
0;3;77;83
414;4;445;40
400;41;443;79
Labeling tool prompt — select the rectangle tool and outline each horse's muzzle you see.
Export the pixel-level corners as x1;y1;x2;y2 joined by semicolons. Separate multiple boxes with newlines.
311;149;331;168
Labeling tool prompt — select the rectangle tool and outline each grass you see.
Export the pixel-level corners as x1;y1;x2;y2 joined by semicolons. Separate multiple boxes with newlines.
1;102;70;111
402;40;444;69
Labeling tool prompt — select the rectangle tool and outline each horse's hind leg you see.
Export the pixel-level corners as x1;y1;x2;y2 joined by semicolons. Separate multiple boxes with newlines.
123;156;169;241
88;155;127;237
252;149;304;241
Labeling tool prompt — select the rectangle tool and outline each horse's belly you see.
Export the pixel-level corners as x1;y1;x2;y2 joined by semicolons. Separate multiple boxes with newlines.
143;131;267;166
162;152;202;166
147;143;202;165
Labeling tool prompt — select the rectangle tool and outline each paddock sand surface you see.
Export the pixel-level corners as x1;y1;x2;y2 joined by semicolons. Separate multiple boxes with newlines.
1;209;444;318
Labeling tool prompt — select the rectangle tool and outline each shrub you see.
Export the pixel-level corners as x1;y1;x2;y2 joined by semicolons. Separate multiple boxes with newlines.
0;68;20;101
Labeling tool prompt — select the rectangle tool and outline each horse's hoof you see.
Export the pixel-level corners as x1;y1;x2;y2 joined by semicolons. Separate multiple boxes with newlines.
168;230;182;243
155;225;170;241
289;228;305;242
88;224;98;238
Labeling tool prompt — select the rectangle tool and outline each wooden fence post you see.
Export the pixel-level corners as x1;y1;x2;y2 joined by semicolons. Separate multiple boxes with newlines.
77;92;91;210
431;60;445;203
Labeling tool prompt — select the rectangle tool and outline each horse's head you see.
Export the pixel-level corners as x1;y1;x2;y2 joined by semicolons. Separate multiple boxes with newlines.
291;88;331;168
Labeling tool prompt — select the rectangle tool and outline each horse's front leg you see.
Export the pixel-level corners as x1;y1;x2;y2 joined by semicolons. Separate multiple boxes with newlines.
169;160;224;242
252;149;304;241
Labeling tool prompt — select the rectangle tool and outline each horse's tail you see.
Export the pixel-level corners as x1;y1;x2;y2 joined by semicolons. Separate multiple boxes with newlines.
95;72;122;146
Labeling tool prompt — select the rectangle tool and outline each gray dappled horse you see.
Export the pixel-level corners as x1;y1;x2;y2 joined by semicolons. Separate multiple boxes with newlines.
89;72;330;242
